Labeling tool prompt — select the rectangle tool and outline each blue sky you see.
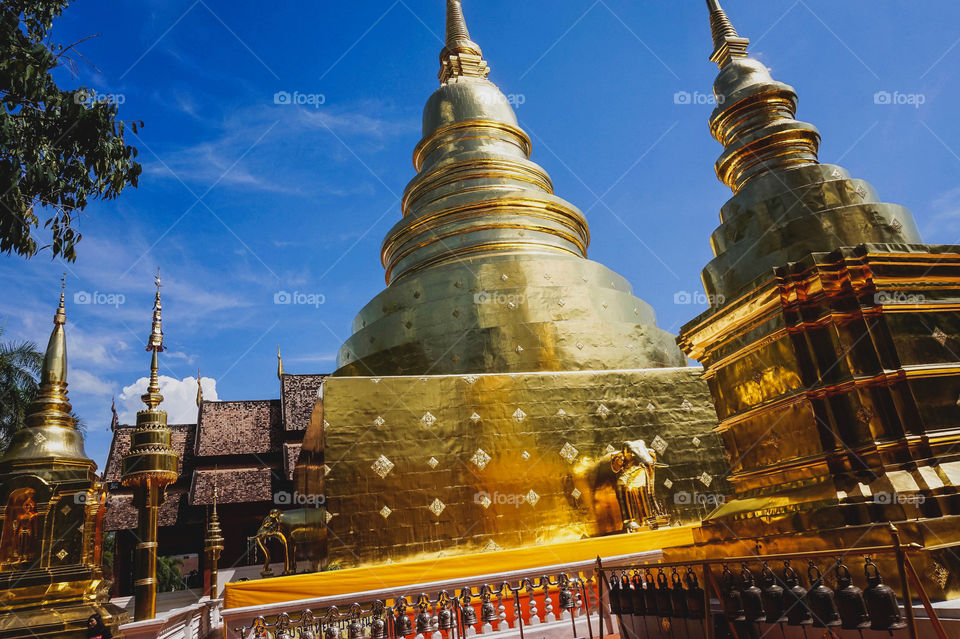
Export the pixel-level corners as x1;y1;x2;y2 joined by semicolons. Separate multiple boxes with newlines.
3;0;960;471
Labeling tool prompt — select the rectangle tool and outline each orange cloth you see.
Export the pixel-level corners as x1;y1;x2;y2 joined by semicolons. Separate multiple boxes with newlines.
224;526;694;609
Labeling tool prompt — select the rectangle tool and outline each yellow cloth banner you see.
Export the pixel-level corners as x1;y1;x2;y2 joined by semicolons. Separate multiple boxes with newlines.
224;526;694;609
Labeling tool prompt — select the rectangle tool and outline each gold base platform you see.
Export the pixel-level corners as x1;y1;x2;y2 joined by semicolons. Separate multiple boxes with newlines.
224;525;695;609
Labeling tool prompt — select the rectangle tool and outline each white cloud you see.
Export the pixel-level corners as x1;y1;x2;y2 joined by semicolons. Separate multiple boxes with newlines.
117;375;219;425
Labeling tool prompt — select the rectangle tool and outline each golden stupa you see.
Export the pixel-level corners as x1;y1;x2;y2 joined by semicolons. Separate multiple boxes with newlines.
0;285;125;637
295;0;730;569
672;0;960;597
121;274;180;620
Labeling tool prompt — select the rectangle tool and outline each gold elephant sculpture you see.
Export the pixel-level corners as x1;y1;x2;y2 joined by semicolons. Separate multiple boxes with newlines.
252;507;327;577
572;440;669;536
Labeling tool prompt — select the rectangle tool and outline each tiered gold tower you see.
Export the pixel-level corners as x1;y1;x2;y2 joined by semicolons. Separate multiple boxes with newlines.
675;0;960;595
298;0;730;569
334;0;685;377
121;275;179;620
0;285;125;638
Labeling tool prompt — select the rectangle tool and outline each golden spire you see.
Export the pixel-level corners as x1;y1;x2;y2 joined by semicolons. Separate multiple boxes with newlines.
692;0;922;303
23;276;74;431
141;270;165;411
706;0;749;67
277;345;284;380
439;0;489;83
196;369;203;407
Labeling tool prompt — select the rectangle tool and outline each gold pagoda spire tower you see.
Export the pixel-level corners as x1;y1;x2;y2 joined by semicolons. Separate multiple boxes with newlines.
0;281;125;637
121;272;179;620
335;0;684;376
675;1;960;595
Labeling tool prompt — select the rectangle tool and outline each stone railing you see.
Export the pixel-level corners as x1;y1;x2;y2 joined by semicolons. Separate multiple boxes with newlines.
221;550;662;639
120;597;222;639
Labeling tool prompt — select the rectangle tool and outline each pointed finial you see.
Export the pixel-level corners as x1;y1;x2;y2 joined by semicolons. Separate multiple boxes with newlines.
196;369;203;407
111;396;119;430
439;0;489;83
706;0;749;67
141;270;165;411
277;345;284;380
55;273;66;325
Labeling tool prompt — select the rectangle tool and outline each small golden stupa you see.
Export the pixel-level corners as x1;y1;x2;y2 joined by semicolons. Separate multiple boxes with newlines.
121;273;179;620
0;283;125;637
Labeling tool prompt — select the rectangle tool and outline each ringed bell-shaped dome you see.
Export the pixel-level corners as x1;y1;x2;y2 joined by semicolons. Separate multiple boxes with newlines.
334;1;685;377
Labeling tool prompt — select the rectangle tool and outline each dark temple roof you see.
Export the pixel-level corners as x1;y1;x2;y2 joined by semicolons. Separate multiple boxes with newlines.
281;374;326;431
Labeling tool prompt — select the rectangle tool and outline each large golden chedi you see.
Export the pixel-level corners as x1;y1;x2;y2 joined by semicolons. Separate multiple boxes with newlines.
675;0;960;597
334;0;685;377
0;289;124;638
297;1;729;570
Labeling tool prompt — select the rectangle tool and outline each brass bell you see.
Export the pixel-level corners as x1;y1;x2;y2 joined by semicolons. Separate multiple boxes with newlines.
348;618;363;639
835;560;870;631
656;570;674;618
643;570;660;617
685;568;706;620
416;608;433;633
301;626;317;639
559;577;576;611
629;571;645;617
460;598;478;628
395;609;413;637
371;617;387;639
740;565;765;623
608;574;623;616
720;565;746;622
481;599;498;623
782;562;813;626
760;562;787;624
863;558;907;632
437;605;454;631
806;562;841;628
324;625;341;639
671;569;690;619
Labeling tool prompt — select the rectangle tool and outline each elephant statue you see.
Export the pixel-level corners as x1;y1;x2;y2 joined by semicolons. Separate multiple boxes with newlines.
572;440;669;536
252;507;327;577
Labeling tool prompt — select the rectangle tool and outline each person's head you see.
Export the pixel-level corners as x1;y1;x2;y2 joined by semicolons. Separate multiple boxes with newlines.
88;614;103;628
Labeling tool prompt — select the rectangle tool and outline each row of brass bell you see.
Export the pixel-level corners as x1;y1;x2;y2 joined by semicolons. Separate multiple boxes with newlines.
608;567;706;620
719;559;906;632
